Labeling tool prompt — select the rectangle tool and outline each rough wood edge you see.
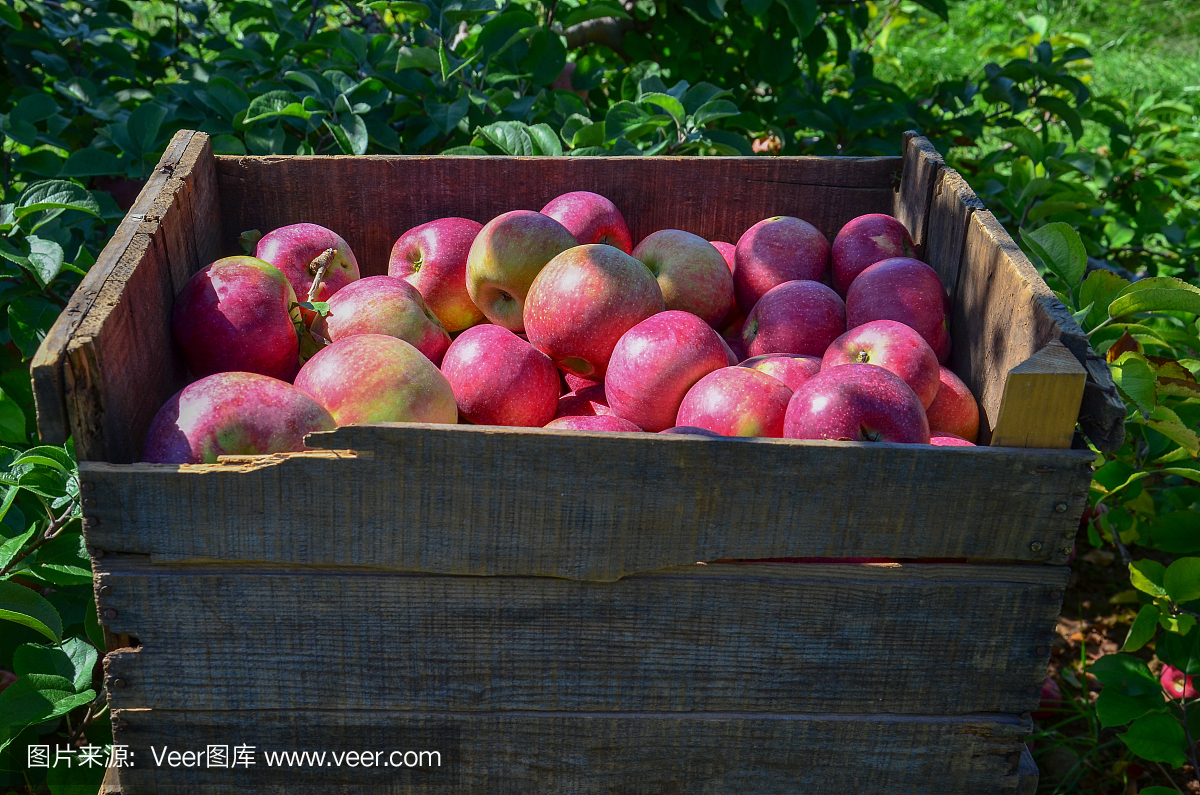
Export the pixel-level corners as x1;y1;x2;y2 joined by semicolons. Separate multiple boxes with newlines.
100;765;121;795
31;130;199;444
990;341;1088;449
928;166;986;298
1017;746;1039;795
894;131;945;257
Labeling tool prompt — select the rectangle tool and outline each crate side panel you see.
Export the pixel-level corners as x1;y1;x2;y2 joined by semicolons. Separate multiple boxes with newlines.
893;132;944;258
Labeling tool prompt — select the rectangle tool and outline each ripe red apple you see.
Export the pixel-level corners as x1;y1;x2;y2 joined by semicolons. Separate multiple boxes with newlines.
141;372;335;464
605;310;730;432
466;210;577;331
172;256;301;381
524;244;664;379
1033;676;1062;718
388;217;484;332
733;216;830;313
740;354;822;392
846;257;951;363
564;372;601;392
556;384;614;418
783;363;931;443
741;280;845;358
1162;665;1198;699
926;365;980;442
660;426;723;436
676;366;793;437
831;213;915;295
440;325;559;427
821;320;940;409
256;223;360;317
632;230;734;327
540;191;632;253
317;275;451;366
294;333;457;425
544;414;642;432
930;433;975;447
710;241;736;271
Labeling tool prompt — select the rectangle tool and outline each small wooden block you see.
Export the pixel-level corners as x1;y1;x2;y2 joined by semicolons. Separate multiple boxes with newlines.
990;341;1087;449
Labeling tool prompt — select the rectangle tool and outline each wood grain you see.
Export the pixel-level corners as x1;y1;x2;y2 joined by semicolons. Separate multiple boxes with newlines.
79;427;1093;575
893;132;945;258
107;707;1030;794
990;341;1087;449
925;167;986;298
215;155;902;274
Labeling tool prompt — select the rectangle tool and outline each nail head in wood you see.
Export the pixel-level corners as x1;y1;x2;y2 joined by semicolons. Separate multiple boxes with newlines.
1054;502;1067;513
89;547;104;559
112;678;126;689
81;481;95;491
84;498;98;508
98;585;111;597
103;608;117;620
84;516;100;527
1030;541;1043;552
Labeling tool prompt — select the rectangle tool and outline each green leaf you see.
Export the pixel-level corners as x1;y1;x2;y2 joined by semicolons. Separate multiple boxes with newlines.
1078;270;1129;329
426;95;470;135
1096;687;1169;727
46;757;108;795
1153;512;1200;554
1140;789;1185;795
0;524;36;573
558;1;631;28
777;0;818;37
1159;627;1200;675
203;76;250;121
909;0;948;20
10;94;59;125
477;121;535;156
331;114;368;155
0;674;94;753
25;236;64;288
1123;604;1160;652
1022;222;1087;288
238;229;263;255
0;580;63;641
1035;95;1084;140
999;127;1044;162
527;123;563;157
58;148;122;178
1091;653;1162;695
84;594;104;651
14;181;100;219
692;98;740;126
1130;560;1168;597
1110;352;1158;415
0;1;23;28
126;102;167;158
395;46;440;71
243;91;310;125
639;92;686;122
365;0;430;20
1120;713;1188;767
14;637;97;692
439;145;489;156
1109;277;1200;319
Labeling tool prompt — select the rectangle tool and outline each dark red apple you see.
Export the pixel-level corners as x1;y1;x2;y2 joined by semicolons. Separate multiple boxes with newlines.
783;363;931;443
141;372;335;464
831;213;915;295
564;372;601;392
256;223;360;316
821;320;940;408
555;384;614;418
659;426;723;436
540;191;632;253
544;414;642;432
1162;665;1198;699
1033;676;1062;718
930;433;975;447
846;257;951;363
676;366;793;437
741;280;845;358
632;230;734;327
733;216;830;313
388;217;484;332
317;275;451;366
440;324;559;427
172;256;301;381
605;310;730;432
740;354;822;392
710;241;736;271
926;365;980;442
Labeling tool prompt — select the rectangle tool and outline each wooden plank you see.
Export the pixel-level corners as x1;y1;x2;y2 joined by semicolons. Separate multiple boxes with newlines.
107;707;1030;794
79;427;1093;574
990;341;1087;449
925;166;985;298
100;766;122;795
215;155;902;274
96;559;1064;715
1017;747;1039;795
893;132;945;258
951;211;1125;450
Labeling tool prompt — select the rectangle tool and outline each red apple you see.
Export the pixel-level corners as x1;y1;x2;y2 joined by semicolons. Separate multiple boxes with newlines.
555;384;614;418
564;372;601;392
440;325;559;427
0;669;15;694
846;257;951;363
466;210;578;331
256;223;360;320
926;365;980;442
544;414;642;432
388;217;485;332
741;280;845;358
733;216;830;313
1162;665;1198;699
540;191;632;253
783;363;931;443
740;354;822;391
294;334;457;425
316;275;451;366
1033;676;1062;718
831;213;915;295
660;426;723;436
632;230;734;327
141;372;335;464
710;241;736;271
524;244;664;380
930;433;975;447
821;320;940;408
676;366;794;437
172;256;301;381
605;310;730;432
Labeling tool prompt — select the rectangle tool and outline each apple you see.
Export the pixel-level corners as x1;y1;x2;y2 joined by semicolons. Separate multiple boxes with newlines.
741;280;845;358
1162;665;1198;699
659;426;723;436
524;243;664;380
556;384;614;418
710;240;736;271
821;319;940;408
440;324;559;427
631;230;734;327
605;310;730;432
388;217;485;332
564;372;601;392
846;257;951;363
740;354;822;392
256;223;360;320
141;372;335;464
466;210;578;331
733;216;830;313
676;366;794;437
0;669;15;694
316;275;451;366
172;256;302;381
294;333;457;425
1033;676;1062;718
540;191;632;253
831;213;915;295
544;414;642;432
783;363;931;443
926;365;980;442
930;433;975;447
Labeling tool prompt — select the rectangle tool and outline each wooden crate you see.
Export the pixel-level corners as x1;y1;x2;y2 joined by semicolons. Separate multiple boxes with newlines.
34;131;1123;794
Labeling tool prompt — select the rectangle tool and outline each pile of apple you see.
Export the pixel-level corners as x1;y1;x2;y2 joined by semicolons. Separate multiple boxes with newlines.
143;190;981;464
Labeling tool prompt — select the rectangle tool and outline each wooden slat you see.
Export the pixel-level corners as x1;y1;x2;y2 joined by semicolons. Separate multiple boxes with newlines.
925;167;985;297
216;155;902;275
1017;747;1039;795
96;559;1063;714
79;426;1093;575
107;707;1030;794
951;211;1125;450
893;132;945;259
990;341;1087;449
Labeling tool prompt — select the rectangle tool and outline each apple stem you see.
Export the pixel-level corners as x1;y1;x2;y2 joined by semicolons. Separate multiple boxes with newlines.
307;248;337;302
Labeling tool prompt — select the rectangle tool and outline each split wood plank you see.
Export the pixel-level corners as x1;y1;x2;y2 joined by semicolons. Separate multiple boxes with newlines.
107;707;1030;794
893;132;945;258
79;428;1093;575
925;166;985;298
991;341;1087;449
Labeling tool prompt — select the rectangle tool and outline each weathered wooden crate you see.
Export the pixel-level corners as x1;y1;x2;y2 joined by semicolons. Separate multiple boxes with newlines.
34;130;1123;794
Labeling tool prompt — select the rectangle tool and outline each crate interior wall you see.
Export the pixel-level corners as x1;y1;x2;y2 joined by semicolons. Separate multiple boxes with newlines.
32;131;1123;794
